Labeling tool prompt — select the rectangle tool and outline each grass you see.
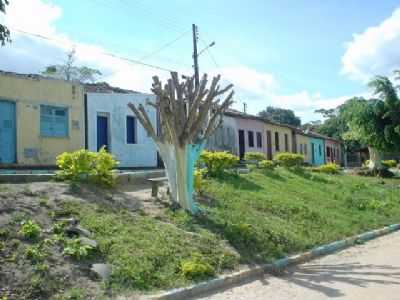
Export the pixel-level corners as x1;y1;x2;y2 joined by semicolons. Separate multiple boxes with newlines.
169;167;400;263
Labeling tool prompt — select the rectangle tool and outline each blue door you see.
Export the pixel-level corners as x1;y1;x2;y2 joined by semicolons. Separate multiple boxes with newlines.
0;101;16;164
97;115;109;151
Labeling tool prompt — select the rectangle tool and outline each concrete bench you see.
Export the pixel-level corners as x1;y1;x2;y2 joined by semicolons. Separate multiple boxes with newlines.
147;177;168;197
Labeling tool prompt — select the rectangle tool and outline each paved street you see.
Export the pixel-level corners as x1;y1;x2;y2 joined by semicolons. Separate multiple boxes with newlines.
196;231;400;300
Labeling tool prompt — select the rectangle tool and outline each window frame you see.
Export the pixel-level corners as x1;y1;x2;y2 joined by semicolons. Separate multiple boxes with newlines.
275;132;280;151
248;130;254;148
256;131;262;148
40;104;69;138
126;115;137;144
284;133;289;151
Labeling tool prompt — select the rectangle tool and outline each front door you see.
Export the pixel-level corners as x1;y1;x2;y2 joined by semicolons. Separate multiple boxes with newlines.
238;130;245;159
311;142;315;164
266;130;272;160
97;115;109;151
0;101;16;164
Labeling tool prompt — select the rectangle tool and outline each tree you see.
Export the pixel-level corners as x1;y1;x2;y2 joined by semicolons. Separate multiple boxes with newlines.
41;49;102;83
128;72;234;214
258;106;301;126
346;73;400;170
0;0;10;46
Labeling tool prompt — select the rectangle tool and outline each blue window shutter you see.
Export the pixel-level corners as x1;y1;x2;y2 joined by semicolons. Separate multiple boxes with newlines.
126;116;136;144
40;105;68;137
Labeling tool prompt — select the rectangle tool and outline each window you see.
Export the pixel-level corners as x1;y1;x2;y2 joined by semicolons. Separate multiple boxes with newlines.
300;144;303;154
304;144;308;155
284;134;289;151
126;116;137;144
275;132;280;151
248;131;254;147
40;105;68;137
327;147;331;157
319;144;322;156
256;132;262;148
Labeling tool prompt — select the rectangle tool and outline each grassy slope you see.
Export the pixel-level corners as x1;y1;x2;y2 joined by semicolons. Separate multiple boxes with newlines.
170;168;400;263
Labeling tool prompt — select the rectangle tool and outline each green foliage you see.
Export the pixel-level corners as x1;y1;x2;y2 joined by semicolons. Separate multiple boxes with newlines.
19;220;41;240
25;245;47;263
382;160;397;168
193;168;206;193
63;239;94;260
56;147;118;186
199;151;239;177
180;255;215;280
311;163;340;174
244;152;266;162
274;152;304;167
259;160;275;170
258;106;301;127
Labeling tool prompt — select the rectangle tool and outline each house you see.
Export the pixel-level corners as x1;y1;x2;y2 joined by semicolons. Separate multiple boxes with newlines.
324;137;342;165
295;131;312;164
0;71;85;166
206;114;238;155
306;132;326;166
85;91;158;168
263;121;295;160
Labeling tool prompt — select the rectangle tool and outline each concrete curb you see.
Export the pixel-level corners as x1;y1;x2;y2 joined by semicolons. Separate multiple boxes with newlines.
146;223;400;300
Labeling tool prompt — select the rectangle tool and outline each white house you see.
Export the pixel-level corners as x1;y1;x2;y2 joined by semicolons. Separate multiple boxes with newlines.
85;92;158;168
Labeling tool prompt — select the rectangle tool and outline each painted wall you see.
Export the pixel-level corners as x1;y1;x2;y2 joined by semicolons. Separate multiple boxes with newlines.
296;133;312;164
325;139;341;165
206;115;238;155
86;92;157;168
264;123;294;158
0;73;85;166
234;117;268;158
310;137;325;166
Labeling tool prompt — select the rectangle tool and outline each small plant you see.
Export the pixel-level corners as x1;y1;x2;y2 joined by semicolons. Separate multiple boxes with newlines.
25;245;47;263
56;147;118;186
180;255;215;280
19;220;41;240
199;151;239;177
382;160;397;168
244;152;265;162
194;168;206;194
63;239;94;260
38;196;50;207
52;222;67;234
259;160;275;170
274;152;304;167
312;163;340;174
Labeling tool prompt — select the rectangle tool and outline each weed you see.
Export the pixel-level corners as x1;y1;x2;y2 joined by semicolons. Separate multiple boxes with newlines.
25;245;47;263
38;196;50;207
18;220;41;240
63;239;94;260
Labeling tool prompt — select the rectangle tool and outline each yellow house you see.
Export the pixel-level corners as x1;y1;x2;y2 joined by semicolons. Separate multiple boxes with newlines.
0;71;85;166
295;132;312;163
263;121;295;160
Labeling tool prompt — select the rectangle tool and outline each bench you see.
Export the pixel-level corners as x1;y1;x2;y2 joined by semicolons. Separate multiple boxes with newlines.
147;177;168;197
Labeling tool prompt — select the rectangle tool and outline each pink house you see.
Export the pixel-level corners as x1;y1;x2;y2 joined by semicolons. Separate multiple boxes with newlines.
325;138;342;165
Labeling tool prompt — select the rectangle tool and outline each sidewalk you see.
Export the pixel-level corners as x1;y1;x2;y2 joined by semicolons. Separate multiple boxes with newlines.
196;231;400;300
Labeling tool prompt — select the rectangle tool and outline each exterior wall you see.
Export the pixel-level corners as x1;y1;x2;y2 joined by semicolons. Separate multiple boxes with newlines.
86;92;157;168
206;115;238;155
235;117;269;158
264;123;294;158
325;139;341;165
296;133;312;164
0;74;85;166
310;137;325;166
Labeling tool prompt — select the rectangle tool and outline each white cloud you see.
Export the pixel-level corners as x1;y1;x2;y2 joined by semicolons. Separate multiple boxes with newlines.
341;8;400;81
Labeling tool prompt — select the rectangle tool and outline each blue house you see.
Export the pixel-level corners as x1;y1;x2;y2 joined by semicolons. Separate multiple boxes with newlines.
308;133;325;166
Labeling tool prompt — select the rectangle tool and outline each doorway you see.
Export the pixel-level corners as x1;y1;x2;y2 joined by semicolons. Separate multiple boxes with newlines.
97;114;109;151
0;101;16;164
266;130;272;160
238;129;245;159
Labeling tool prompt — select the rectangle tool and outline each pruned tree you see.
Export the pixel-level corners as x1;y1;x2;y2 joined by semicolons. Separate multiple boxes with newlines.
0;0;11;46
128;72;234;214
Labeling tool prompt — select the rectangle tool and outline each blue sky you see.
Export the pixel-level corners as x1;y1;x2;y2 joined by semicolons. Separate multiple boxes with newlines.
1;0;400;122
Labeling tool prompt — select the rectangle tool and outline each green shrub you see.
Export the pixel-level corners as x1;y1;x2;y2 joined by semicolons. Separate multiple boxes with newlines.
312;163;340;174
63;239;94;260
244;152;265;162
25;245;47;263
259;160;275;170
19;220;41;240
181;255;215;280
274;152;304;167
194;168;206;193
382;160;397;168
199;151;239;177
56;147;118;186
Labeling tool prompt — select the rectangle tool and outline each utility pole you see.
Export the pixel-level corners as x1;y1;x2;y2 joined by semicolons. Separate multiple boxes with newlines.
243;103;247;114
192;24;200;89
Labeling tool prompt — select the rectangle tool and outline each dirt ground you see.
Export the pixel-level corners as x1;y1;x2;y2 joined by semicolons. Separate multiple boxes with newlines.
0;180;168;299
196;231;400;300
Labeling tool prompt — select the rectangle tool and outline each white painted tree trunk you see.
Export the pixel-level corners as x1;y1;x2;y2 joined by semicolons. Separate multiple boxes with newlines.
368;146;383;170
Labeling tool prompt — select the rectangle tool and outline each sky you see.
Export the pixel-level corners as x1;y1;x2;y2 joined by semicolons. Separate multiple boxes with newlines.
1;0;400;122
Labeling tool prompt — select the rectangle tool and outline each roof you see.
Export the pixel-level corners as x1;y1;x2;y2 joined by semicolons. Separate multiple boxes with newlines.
0;69;81;86
84;82;139;94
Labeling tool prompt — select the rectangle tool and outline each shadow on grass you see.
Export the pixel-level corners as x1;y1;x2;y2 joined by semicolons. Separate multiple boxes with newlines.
260;170;287;182
212;173;263;191
288;167;330;184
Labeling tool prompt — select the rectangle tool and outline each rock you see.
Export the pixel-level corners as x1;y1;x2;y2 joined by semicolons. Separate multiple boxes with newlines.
91;263;111;281
55;217;79;225
79;237;98;248
66;225;92;237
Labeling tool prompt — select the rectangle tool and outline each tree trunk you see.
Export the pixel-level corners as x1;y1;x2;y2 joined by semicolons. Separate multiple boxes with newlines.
368;146;383;170
156;142;203;214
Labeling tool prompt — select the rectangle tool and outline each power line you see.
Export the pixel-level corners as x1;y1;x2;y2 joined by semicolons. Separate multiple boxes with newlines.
11;28;182;73
140;29;191;61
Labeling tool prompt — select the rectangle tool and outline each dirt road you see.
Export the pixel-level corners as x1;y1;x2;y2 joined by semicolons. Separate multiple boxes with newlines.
196;231;400;300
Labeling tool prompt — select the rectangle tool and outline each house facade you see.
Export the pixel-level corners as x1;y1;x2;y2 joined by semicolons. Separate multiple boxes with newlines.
85;92;158;168
206;114;238;155
295;132;312;164
0;71;85;166
309;135;325;166
264;122;294;160
325;138;342;165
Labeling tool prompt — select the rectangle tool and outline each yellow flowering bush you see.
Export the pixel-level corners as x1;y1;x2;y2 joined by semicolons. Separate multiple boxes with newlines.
199;151;239;177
